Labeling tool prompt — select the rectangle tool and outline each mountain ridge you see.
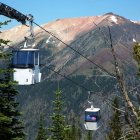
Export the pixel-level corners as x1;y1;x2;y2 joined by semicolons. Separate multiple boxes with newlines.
0;13;140;82
1;13;139;45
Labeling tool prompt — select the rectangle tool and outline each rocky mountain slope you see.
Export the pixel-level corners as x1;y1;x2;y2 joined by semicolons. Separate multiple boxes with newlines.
1;13;140;77
1;13;140;140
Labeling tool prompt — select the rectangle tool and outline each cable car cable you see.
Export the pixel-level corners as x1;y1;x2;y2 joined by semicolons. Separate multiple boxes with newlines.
32;21;116;78
45;65;90;91
45;65;125;113
31;21;130;113
34;19;134;81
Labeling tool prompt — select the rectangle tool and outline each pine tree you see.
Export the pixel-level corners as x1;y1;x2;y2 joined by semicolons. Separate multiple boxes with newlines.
0;21;25;140
124;114;140;140
132;42;140;139
106;98;122;140
133;42;140;76
35;116;48;140
48;88;71;140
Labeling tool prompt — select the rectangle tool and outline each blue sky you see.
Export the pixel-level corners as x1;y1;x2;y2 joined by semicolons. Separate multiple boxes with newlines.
1;0;140;29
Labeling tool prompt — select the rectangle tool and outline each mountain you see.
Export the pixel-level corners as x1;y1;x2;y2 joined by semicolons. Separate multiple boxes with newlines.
1;13;140;140
1;13;140;77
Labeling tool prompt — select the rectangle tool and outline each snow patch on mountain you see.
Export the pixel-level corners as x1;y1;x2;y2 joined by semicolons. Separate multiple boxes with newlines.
133;38;136;42
46;36;52;43
130;20;137;23
110;15;118;24
130;20;140;25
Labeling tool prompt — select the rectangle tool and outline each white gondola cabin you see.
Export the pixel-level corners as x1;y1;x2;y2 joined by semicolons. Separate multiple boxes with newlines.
84;106;101;130
12;49;41;85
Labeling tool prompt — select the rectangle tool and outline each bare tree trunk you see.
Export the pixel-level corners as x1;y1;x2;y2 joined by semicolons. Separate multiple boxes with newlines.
108;26;139;119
